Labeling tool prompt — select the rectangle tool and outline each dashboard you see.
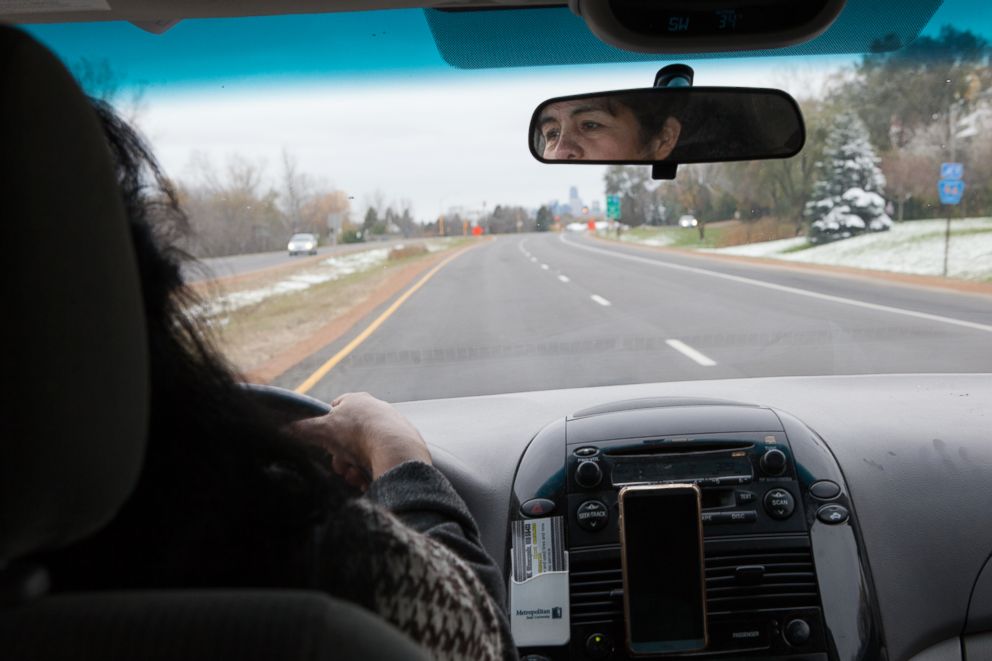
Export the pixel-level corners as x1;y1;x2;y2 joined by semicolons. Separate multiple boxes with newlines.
393;374;992;661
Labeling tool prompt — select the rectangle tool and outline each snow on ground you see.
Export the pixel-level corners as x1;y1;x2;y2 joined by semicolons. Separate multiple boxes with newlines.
201;247;391;317
704;236;807;257
709;218;992;281
620;232;675;248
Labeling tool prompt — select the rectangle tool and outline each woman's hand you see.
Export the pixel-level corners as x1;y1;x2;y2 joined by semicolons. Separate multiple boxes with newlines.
290;392;431;492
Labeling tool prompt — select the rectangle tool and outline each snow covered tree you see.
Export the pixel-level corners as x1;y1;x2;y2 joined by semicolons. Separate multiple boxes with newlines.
804;111;893;243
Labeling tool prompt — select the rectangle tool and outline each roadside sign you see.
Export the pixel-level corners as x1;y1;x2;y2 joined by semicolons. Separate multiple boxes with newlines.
938;179;965;205
940;162;964;180
606;195;621;220
938;163;964;276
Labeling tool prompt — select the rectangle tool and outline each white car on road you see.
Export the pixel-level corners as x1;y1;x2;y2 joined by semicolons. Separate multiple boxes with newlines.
287;233;317;256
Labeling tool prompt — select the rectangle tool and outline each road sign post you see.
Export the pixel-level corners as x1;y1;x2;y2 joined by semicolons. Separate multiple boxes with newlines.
938;163;964;277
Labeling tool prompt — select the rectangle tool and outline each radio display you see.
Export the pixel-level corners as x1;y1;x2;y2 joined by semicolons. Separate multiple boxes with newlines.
611;454;751;485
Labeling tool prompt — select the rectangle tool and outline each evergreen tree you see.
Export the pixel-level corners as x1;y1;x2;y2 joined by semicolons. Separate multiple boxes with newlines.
804;112;892;243
535;205;552;232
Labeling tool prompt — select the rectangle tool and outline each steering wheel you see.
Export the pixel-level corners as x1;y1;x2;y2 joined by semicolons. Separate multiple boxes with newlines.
240;383;331;423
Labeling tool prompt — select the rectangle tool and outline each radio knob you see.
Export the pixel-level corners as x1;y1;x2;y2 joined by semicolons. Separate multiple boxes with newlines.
575;460;603;488
760;449;787;476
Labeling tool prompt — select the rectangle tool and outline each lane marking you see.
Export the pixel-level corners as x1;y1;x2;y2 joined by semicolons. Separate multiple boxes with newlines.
541;264;550;270
666;339;717;366
517;242;531;259
530;257;538;263
558;275;571;283
294;244;478;394
560;234;992;335
591;294;611;306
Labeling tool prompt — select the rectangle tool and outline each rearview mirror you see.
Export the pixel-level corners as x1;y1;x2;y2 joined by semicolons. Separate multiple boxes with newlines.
529;87;804;165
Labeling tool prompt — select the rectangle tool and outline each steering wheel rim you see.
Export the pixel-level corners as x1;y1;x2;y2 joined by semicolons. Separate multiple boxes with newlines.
240;383;331;419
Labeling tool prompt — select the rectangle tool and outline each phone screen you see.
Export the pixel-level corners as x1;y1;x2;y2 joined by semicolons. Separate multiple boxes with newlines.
620;485;707;655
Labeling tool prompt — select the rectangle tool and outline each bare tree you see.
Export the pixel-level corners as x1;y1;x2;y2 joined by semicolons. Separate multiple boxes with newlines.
280;149;316;234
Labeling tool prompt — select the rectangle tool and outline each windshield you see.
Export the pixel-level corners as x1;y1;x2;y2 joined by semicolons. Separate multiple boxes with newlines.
24;1;992;403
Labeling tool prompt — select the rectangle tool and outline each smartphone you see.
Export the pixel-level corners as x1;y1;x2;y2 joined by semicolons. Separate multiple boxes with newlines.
619;483;708;656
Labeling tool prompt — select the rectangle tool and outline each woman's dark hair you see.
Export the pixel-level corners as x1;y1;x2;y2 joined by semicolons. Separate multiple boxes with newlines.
614;93;689;151
43;101;368;598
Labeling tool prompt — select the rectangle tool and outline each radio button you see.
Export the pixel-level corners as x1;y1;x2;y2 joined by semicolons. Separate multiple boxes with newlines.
575;460;603;489
728;510;757;523
735;490;756;506
763;488;796;519
816;504;849;525
810;480;841;500
760;448;788;475
574;446;598;457
576;500;609;532
702;510;757;524
718;475;753;486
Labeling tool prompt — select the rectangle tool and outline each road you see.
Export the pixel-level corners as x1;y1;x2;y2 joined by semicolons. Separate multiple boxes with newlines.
185;239;413;282
271;232;992;403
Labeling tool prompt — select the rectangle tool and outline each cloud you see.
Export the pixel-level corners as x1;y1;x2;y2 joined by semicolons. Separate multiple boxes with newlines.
139;57;847;221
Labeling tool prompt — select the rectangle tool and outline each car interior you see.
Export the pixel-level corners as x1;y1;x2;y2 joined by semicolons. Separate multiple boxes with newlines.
2;2;992;661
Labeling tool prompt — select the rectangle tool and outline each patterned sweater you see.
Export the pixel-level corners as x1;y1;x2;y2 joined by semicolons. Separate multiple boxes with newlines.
340;461;516;661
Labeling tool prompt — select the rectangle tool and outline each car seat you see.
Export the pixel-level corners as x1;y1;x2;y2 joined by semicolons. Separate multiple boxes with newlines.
0;24;429;661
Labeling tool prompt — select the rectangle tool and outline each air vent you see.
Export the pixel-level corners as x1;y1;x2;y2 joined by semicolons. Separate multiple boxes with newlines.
704;545;819;615
570;539;821;626
570;566;624;625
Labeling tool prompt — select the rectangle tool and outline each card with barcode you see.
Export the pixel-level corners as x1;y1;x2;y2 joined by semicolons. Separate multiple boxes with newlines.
512;516;565;582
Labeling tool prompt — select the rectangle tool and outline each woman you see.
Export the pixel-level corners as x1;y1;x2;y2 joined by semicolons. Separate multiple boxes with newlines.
38;100;513;661
537;93;683;162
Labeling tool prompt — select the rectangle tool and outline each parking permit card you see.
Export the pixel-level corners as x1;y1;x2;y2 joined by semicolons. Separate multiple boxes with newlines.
512;516;565;582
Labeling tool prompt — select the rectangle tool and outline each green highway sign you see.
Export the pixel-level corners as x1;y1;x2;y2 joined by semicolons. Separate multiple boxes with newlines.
606;194;621;220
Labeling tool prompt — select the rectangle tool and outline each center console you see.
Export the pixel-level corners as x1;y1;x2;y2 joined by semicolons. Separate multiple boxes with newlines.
507;397;883;661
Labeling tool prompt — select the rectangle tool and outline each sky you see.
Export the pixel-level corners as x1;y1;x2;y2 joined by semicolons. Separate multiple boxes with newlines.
22;1;990;222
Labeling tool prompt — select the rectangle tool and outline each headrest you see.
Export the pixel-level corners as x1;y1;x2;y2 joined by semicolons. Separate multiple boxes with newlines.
0;25;149;564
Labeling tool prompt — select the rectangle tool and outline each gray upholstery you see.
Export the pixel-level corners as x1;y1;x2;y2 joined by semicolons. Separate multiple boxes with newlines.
0;591;431;661
0;24;149;564
0;25;431;661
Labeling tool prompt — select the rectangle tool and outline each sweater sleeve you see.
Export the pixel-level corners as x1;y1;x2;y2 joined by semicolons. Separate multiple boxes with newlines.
366;461;517;660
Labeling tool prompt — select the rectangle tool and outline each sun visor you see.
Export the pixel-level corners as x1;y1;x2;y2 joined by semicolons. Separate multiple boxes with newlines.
424;0;941;69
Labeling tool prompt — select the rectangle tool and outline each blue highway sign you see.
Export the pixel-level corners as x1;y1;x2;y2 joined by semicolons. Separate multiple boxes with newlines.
940;162;964;180
938;179;965;205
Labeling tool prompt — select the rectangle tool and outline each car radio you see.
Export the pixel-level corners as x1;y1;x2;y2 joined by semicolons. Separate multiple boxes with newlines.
508;399;882;661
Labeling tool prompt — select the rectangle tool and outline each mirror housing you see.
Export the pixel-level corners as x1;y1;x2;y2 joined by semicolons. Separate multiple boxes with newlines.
529;87;805;167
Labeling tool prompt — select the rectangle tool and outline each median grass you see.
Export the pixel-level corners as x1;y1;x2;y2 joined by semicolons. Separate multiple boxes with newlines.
200;239;469;376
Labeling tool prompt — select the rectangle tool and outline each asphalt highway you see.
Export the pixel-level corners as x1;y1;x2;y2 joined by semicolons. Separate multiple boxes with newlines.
272;232;992;403
186;238;412;282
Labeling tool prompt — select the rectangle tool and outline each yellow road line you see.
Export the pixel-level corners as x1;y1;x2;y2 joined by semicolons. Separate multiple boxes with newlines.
293;243;480;394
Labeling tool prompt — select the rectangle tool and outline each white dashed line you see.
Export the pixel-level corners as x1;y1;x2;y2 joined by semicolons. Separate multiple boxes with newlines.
541;264;550;270
591;294;611;306
558;275;570;283
560;234;992;336
530;257;538;263
665;339;717;366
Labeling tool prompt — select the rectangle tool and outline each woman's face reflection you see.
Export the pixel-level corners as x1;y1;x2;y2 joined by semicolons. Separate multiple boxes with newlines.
538;97;681;162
